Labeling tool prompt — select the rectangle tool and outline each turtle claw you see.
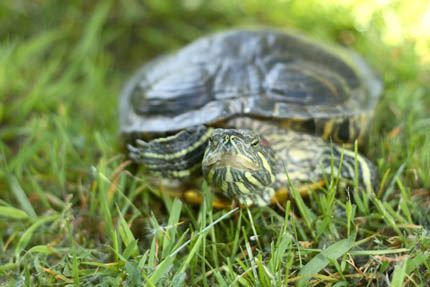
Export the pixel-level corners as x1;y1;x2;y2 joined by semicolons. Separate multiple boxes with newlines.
127;144;143;161
136;139;148;147
127;144;138;153
127;139;150;162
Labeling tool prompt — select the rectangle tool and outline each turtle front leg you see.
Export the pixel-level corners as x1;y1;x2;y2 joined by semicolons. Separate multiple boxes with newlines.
127;125;212;180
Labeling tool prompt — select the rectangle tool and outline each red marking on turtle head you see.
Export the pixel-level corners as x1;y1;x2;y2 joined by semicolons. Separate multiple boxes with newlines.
259;136;271;147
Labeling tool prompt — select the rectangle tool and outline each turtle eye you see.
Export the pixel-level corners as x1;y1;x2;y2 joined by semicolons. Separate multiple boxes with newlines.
251;138;260;147
208;136;214;143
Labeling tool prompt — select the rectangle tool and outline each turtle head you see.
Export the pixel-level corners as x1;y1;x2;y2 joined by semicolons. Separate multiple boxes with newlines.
202;128;277;206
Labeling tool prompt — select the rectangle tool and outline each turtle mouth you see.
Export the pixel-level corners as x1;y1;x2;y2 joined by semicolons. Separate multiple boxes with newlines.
205;152;259;171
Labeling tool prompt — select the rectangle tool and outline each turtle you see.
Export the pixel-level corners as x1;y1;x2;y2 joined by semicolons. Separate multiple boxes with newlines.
119;29;382;207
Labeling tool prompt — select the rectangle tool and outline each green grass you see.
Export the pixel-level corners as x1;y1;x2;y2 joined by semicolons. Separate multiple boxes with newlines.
1;0;430;286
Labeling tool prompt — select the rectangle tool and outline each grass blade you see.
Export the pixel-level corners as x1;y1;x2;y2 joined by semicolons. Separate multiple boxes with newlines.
15;214;59;258
391;258;407;287
297;237;355;286
0;206;29;220
9;177;36;218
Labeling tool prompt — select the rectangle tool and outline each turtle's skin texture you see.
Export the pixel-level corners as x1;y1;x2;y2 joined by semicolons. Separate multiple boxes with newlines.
121;29;382;207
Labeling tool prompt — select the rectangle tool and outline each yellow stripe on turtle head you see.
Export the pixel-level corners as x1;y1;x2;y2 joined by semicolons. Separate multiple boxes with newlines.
258;152;275;183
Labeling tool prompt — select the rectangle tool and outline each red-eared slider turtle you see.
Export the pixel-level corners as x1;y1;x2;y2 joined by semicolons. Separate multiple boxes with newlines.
120;29;382;207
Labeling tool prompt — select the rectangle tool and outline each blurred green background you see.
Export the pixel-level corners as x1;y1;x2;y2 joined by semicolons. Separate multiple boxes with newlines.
1;0;430;285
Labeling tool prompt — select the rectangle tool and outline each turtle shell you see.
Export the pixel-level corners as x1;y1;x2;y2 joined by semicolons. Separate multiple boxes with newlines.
119;29;382;139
